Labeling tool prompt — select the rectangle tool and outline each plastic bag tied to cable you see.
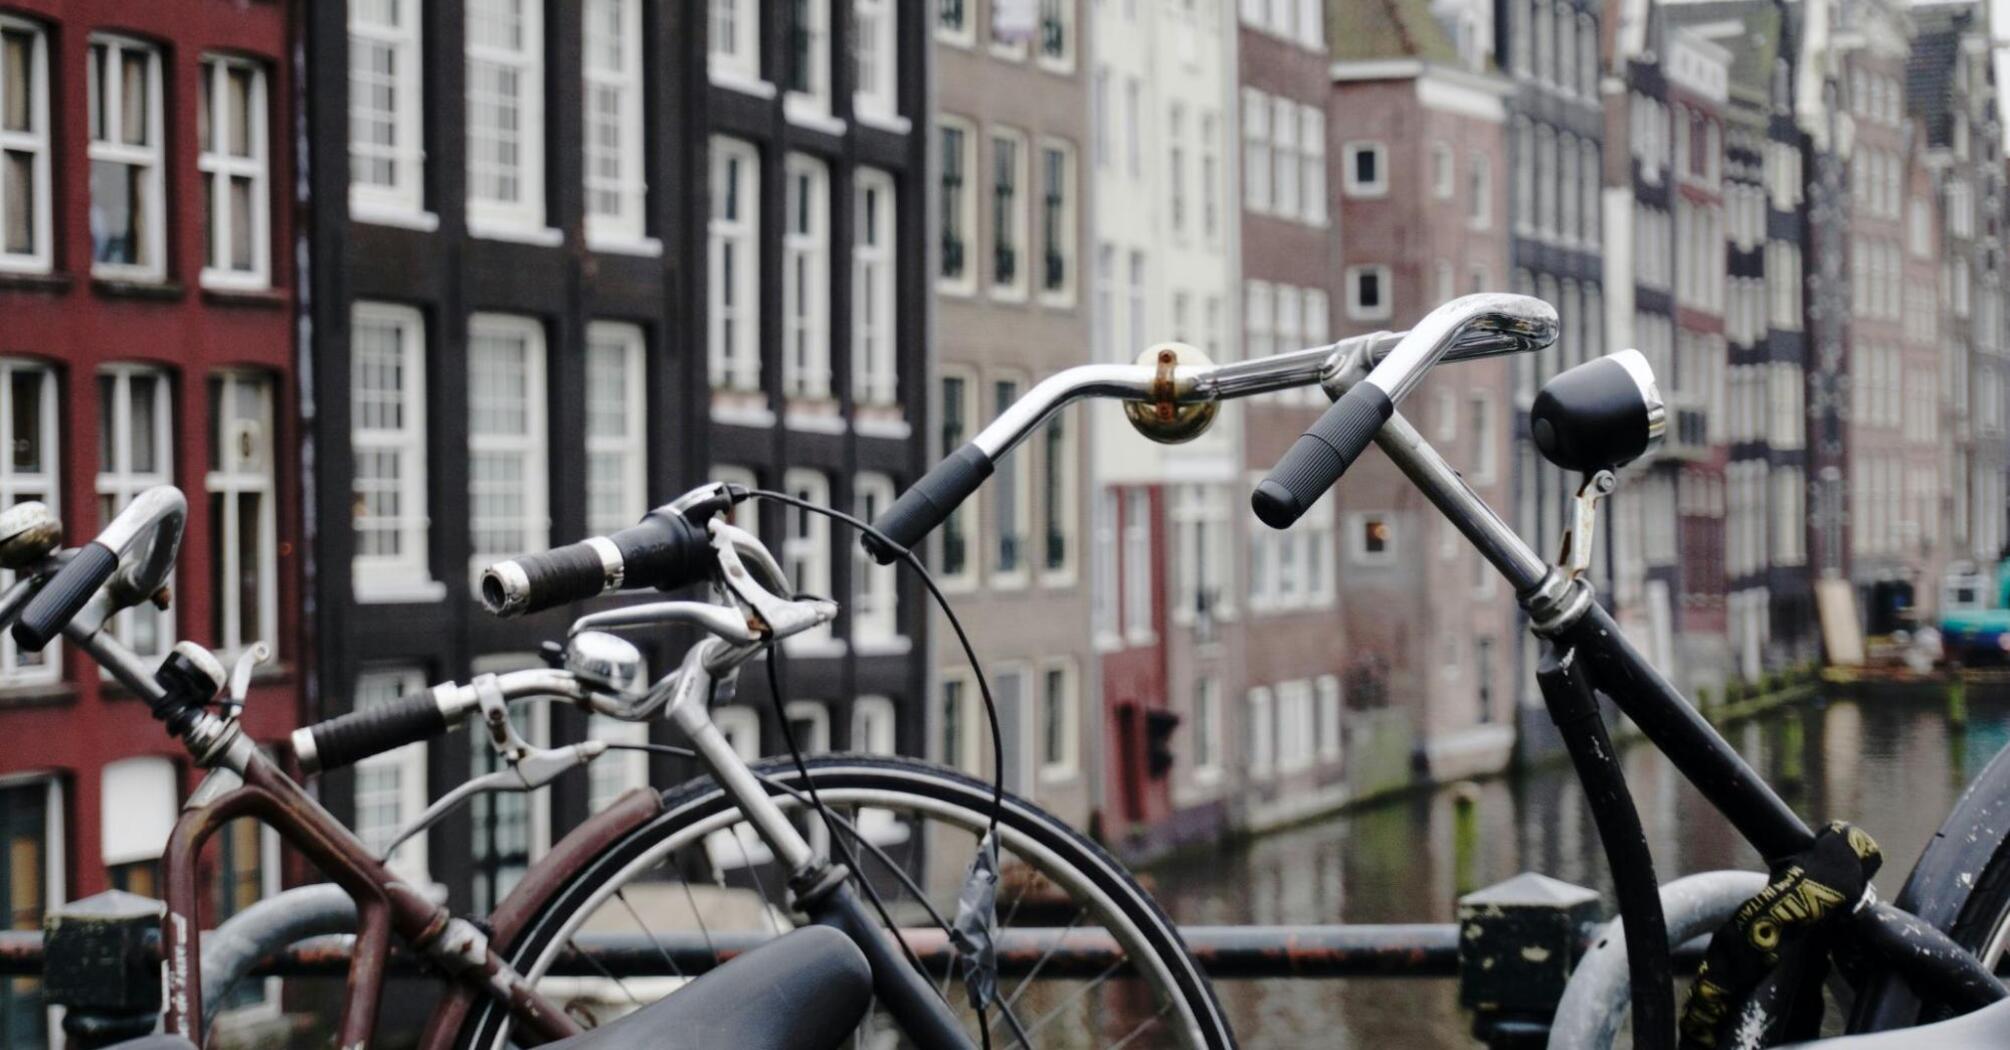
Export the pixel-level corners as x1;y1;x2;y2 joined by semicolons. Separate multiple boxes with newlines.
950;830;1001;1011
1678;820;1883;1050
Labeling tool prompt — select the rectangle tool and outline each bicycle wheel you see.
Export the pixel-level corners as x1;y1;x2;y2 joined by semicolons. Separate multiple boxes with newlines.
452;754;1235;1050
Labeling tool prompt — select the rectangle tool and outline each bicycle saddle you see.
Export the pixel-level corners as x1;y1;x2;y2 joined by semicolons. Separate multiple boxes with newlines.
1781;996;2010;1048
542;922;873;1050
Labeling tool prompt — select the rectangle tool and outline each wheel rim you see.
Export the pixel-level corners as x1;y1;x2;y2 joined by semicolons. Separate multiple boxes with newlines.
487;782;1214;1050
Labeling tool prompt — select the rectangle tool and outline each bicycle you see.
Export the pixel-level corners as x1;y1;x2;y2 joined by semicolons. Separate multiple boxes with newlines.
8;483;1232;1047
865;291;2010;1047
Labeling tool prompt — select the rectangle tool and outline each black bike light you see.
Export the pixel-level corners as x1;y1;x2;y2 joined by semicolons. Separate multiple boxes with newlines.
1529;349;1665;473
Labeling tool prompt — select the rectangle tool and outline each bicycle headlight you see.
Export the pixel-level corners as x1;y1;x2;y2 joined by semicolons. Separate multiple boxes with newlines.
1529;349;1666;473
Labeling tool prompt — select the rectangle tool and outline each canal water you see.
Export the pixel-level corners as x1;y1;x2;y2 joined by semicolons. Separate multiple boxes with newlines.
1145;690;2010;1046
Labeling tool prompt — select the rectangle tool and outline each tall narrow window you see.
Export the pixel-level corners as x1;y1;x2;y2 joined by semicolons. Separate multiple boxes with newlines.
1190;677;1220;777
198;56;270;289
98;366;174;660
585;322;647;534
854;0;898;122
584;0;646;246
466;315;548;584
783;153;831;399
854;168;897;407
852;472;901;648
1243;88;1270;212
1042;410;1076;578
350;0;425;218
940;372;975;583
0;18;51;272
710;0;761;85
993;377;1030;580
466;0;546;232
1122;488;1153;642
0;361;56;684
1168;103;1187;237
88;37;164;278
469;666;547;911
1271;96;1298;217
1200;112;1221;240
1039;659;1079;778
1039;0;1073;68
991;130;1026;295
781;469;834;648
351;303;436;600
784;0;831;114
208;373;277;657
1093;489;1118;641
708;137;760;392
939;119;974;290
1299;105;1325;224
1040;142;1074;300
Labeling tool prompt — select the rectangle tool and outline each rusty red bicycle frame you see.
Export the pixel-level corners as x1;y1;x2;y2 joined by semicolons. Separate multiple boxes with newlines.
159;745;662;1047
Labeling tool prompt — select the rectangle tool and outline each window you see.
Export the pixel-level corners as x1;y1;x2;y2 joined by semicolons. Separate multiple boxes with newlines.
940;672;983;772
587;711;650;812
88;37;164;278
1246;687;1274;777
854;0;898;122
103;757;176;899
1040;142;1075;300
989;377;1032;581
1469;394;1497;484
351;303;437;599
1125;77;1142;176
1348;511;1394;564
1039;0;1074;68
710;0;762;85
939;119;975;291
710;464;760;538
853;168;897;406
0;19;50;272
585;323;646;534
1191;677;1221;778
1469;154;1491;228
353;668;430;880
1243;88;1270;213
1122;488;1153;642
0;780;56;1043
465;0;546;233
208;374;278;657
1093;68;1111;168
1342;142;1386;197
781;468;834;648
853;473;900;649
708;137;760;392
1039;659;1079;779
991;130;1027;295
1277;680;1314;771
1316;675;1341;759
1172;484;1232;626
1432;142;1454;198
784;0;832;115
584;0;647;245
98;366;173;661
466;314;549;584
469;658;548;912
0;362;55;685
1041;409;1076;580
196;56;273;288
940;370;976;584
1270;97;1298;218
350;0;425;218
783;153;831;398
1095;244;1116;358
1093;489;1118;642
1201;112;1222;239
1299;106;1325;224
1128;251;1147;359
1347;265;1391;321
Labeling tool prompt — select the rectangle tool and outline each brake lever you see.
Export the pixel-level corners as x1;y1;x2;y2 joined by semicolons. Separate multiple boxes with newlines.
709;519;837;641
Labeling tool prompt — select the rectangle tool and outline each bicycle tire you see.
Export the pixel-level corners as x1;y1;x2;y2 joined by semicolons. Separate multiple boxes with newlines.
450;754;1236;1050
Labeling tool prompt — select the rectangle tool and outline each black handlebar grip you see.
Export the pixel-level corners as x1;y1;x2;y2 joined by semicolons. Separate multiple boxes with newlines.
482;510;713;616
864;443;994;565
499;540;607;615
302;692;448;773
13;542;118;652
1251;383;1395;530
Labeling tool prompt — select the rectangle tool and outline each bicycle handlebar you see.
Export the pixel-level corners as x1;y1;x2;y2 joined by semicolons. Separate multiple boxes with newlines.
14;486;187;651
293;667;586;773
481;507;714;617
1253;294;1558;529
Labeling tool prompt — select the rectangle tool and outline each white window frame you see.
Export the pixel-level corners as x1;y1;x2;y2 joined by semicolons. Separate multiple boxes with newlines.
1121;488;1154;644
853;167;898;406
352;668;431;880
1468;393;1497;484
989;128;1030;300
0;360;57;686
1037;138;1077;306
852;696;897;754
349;0;429;224
1346;264;1392;321
97;365;175;662
709;0;766;91
584;321;647;534
708;136;761;394
87;36;165;280
465;313;550;586
939;668;985;772
198;55;271;289
1431;141;1454;199
1246;686;1275;779
854;0;900;125
1277;680;1315;772
0;17;52;273
1315;674;1342;761
938;0;977;47
1039;403;1078;585
465;0;549;237
584;0;649;249
350;302;441;602
1190;676;1222;783
1342;141;1387;198
1299;105;1325;225
938;368;979;590
851;472;904;652
1469;154;1492;229
783;0;833;123
207;371;280;659
1038;657;1080;781
1036;0;1075;72
1092;488;1119;647
710;464;760;539
781;468;838;652
1269;96;1298;219
782;153;831;400
1242;88;1271;214
938;117;978;295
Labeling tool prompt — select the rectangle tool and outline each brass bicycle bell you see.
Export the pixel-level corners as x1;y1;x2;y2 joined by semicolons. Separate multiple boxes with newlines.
1123;343;1218;444
0;501;60;570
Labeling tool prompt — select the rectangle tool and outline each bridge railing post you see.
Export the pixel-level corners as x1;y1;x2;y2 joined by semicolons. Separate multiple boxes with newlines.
44;890;164;1049
1458;872;1603;1049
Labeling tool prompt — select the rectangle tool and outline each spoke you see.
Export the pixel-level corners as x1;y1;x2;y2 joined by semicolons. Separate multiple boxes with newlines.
1002;908;1088;1014
730;826;788;935
677;870;719;962
570;934;646;1009
614;886;685;981
1017;959;1130;1044
1103;1001;1173;1050
994;991;1036;1048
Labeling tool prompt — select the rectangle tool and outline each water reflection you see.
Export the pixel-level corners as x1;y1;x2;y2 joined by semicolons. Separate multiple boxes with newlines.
1146;691;2010;1046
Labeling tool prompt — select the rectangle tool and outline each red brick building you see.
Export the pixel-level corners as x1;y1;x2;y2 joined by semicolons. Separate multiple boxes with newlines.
0;3;300;1041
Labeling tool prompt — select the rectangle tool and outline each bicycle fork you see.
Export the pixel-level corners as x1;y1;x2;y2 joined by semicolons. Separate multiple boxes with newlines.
662;640;978;1050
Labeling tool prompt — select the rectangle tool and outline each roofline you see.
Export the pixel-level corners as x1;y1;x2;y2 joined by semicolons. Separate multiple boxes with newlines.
1329;58;1517;98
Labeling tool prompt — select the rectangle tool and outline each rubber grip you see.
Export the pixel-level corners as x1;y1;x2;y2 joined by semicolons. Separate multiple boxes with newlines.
509;540;607;615
1251;383;1395;530
306;692;447;772
863;443;994;565
13;542;118;652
